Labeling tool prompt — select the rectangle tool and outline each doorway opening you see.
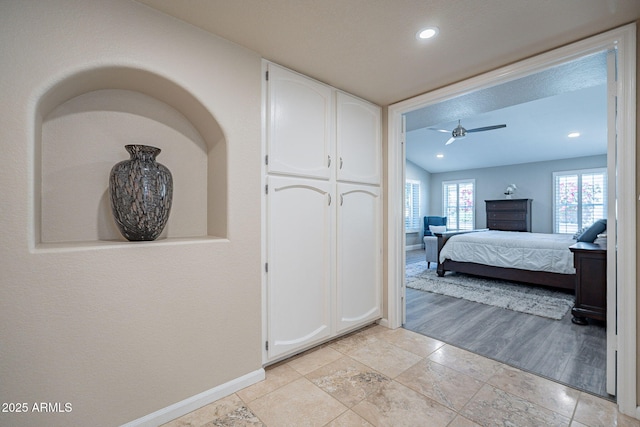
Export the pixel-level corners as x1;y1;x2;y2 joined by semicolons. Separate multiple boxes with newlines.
404;51;609;398
386;23;636;416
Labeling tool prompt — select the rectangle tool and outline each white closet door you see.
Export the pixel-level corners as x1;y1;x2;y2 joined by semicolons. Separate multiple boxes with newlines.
336;183;381;333
266;175;333;360
336;92;381;185
267;63;334;179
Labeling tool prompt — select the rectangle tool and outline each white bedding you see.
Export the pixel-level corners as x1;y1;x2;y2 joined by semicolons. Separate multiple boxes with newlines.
438;230;576;274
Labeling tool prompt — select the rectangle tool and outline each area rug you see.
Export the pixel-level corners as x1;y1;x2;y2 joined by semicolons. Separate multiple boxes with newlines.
406;261;574;320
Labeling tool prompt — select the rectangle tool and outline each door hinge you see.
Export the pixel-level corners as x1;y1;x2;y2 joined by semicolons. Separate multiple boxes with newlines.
265;70;269;81
265;184;268;195
265;154;269;165
265;262;268;272
265;341;269;351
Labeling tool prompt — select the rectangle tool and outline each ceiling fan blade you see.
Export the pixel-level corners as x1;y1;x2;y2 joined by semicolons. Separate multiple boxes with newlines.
444;136;456;145
466;124;507;133
428;127;451;133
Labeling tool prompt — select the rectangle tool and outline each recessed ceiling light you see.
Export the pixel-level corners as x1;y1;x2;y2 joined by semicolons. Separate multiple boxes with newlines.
568;132;581;138
436;153;444;158
416;27;439;40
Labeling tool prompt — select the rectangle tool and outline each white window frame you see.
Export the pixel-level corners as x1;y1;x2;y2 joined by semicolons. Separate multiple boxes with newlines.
442;179;475;230
553;168;607;234
404;179;421;232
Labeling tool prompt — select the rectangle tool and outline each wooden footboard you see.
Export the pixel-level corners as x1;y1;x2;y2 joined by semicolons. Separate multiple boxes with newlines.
434;229;481;278
434;230;575;290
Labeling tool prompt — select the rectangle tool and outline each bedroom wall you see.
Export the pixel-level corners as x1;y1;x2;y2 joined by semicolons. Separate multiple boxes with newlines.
0;1;262;426
428;155;607;233
405;159;431;247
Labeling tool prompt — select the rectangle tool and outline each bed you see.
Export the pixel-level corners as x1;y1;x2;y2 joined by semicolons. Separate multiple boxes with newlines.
435;229;577;290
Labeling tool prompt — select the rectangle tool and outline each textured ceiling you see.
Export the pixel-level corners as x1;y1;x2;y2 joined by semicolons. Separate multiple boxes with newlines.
135;0;639;106
405;52;609;172
406;83;608;173
404;53;608;132
134;0;637;171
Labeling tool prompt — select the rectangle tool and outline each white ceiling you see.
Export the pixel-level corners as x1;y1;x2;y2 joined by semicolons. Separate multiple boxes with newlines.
135;0;639;171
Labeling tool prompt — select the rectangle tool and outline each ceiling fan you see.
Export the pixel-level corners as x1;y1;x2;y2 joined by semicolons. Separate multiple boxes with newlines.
429;119;507;145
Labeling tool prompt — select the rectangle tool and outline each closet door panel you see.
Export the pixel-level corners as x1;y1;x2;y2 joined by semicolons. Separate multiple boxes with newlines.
267;64;333;179
266;175;333;360
336;92;381;185
336;183;381;333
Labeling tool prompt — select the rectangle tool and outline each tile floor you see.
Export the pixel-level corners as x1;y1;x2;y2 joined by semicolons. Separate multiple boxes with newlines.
162;324;639;427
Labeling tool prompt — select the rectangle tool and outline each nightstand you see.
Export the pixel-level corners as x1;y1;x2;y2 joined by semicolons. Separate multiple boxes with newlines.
569;242;607;325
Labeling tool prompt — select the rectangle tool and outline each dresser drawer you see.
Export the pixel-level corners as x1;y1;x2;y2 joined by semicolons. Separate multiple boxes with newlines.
486;200;528;211
488;220;527;231
488;211;527;221
485;199;532;232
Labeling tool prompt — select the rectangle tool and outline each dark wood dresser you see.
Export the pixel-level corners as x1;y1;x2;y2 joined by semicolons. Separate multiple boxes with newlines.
485;199;532;232
569;242;607;325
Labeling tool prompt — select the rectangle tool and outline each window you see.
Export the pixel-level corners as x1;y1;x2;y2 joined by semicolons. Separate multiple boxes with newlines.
405;180;421;231
443;179;475;230
553;168;607;234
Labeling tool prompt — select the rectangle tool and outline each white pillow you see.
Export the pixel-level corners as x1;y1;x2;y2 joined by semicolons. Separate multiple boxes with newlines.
429;225;447;234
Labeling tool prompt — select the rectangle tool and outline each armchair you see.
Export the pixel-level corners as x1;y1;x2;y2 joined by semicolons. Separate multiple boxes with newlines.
423;216;447;268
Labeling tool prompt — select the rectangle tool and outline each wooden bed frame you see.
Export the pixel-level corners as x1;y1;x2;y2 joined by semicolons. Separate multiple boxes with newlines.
434;230;576;291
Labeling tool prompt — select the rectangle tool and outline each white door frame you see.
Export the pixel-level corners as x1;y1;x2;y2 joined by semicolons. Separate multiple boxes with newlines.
386;24;637;416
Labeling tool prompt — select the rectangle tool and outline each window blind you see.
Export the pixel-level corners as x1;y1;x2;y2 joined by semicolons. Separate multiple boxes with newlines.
553;168;607;234
443;180;475;230
405;180;420;230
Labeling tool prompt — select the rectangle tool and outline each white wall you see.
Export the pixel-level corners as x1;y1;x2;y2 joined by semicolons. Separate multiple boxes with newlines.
428;155;607;233
0;1;262;426
405;159;431;247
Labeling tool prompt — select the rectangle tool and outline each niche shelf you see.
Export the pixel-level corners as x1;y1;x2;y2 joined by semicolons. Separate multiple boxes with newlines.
34;67;227;250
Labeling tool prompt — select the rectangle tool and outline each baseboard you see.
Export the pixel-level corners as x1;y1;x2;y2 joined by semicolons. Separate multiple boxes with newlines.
406;244;422;250
376;318;390;328
120;368;265;427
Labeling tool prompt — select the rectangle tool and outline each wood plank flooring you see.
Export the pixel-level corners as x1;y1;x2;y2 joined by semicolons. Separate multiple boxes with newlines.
403;249;612;400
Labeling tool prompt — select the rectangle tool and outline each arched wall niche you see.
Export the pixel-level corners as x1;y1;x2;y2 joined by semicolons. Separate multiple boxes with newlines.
35;66;228;248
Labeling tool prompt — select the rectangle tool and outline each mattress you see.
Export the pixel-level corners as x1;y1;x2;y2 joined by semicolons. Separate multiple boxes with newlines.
438;230;576;274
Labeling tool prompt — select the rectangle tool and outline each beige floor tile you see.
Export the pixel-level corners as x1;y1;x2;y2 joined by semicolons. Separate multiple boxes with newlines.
200;406;264;427
352;381;456;427
396;359;483;411
428;344;503;382
461;384;570;427
357;324;388;336
447;415;482;427
328;329;381;355
247;377;347;427
164;323;640;427
488;364;579;417
287;346;344;375
237;363;301;403
619;413;640;427
324;410;373;426
376;327;445;357
162;394;259;427
574;392;640;427
306;356;391;408
348;337;423;378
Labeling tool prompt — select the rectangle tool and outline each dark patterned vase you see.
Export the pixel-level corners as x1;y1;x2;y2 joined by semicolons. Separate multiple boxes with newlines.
109;145;173;241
